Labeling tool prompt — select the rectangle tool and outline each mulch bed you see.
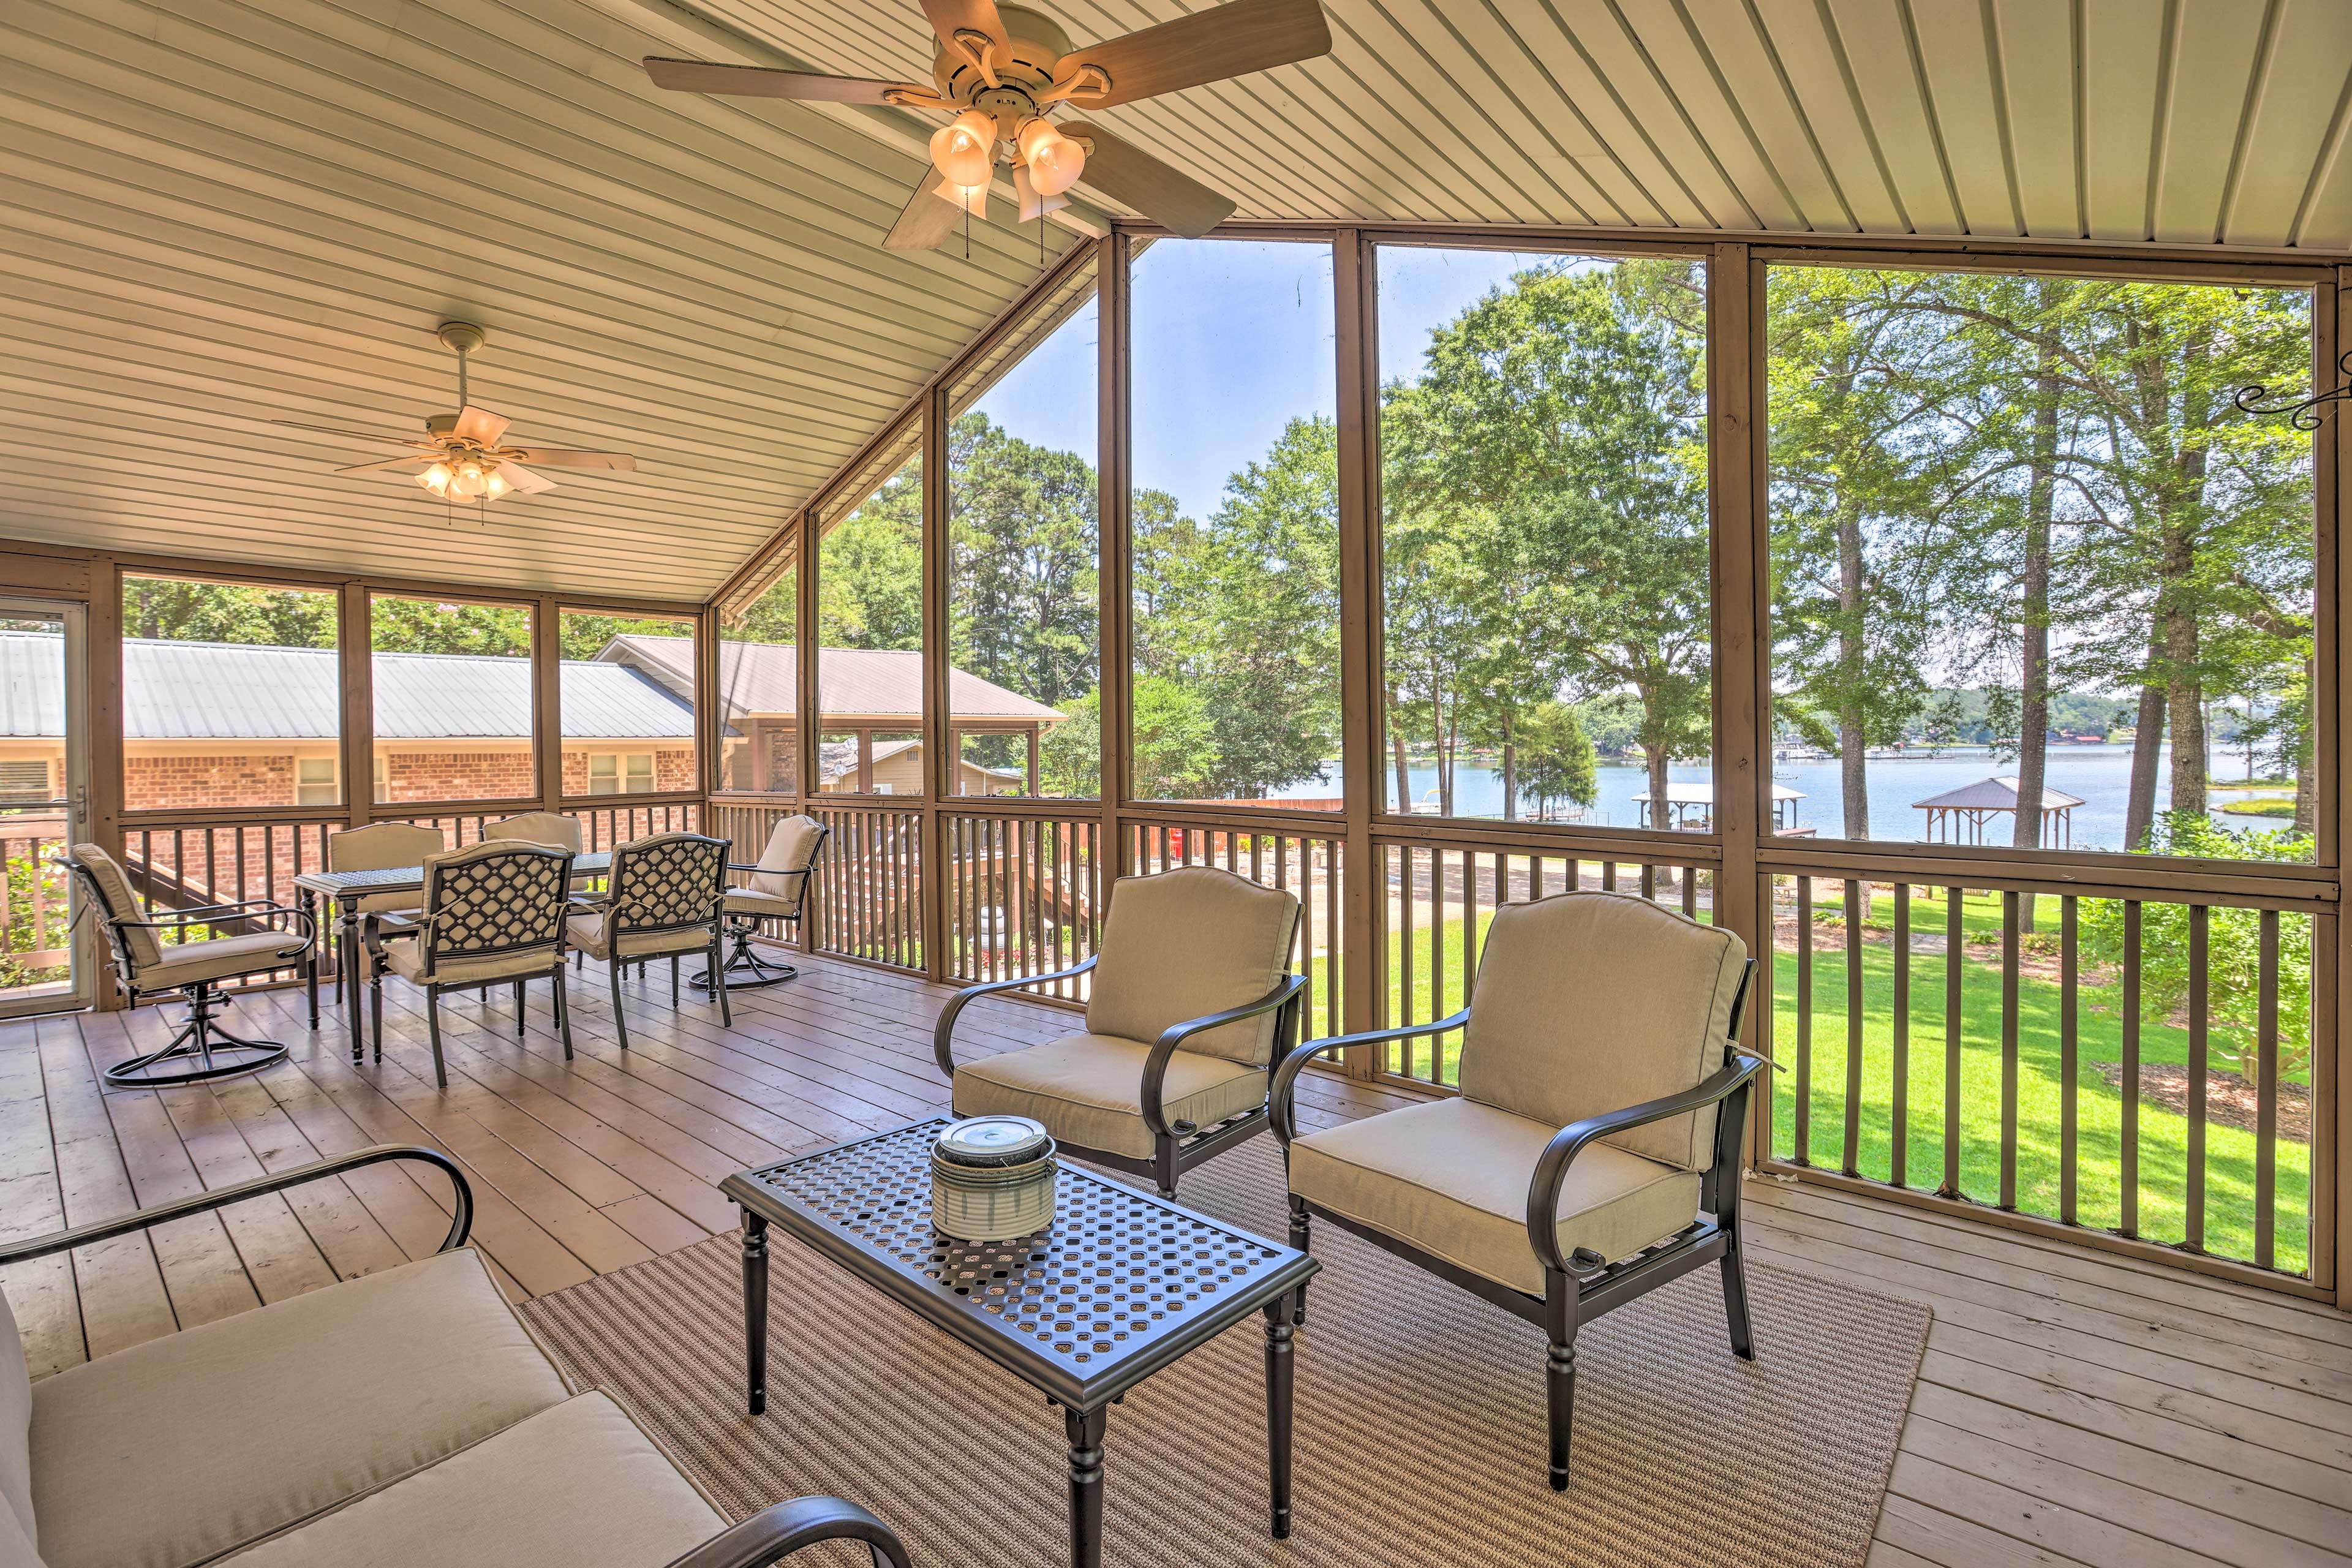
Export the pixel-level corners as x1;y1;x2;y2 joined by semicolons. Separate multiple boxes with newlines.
2089;1060;2310;1141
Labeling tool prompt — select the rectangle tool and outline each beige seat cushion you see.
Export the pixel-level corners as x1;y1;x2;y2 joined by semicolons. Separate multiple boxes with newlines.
217;1394;723;1568
1085;867;1299;1066
954;1034;1268;1159
722;888;799;918
137;929;311;990
1289;1096;1702;1297
382;933;560;987
564;912;712;962
1458;892;1747;1171
0;1284;32;1554
31;1248;573;1568
70;843;159;968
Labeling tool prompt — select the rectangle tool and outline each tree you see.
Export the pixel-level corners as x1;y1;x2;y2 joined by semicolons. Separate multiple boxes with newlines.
816;466;923;652
1920;692;1964;755
1515;699;1597;820
946;412;1099;709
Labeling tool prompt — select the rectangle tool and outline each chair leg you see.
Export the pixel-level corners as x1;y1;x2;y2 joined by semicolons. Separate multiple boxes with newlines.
1153;1134;1177;1199
1721;1234;1756;1362
711;938;731;1027
553;968;574;1060
669;953;680;1009
608;956;630;1052
1544;1270;1581;1491
426;990;448;1090
1286;1195;1311;1327
369;974;384;1064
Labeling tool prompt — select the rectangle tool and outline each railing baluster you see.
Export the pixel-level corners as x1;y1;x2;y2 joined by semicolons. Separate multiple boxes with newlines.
1795;875;1812;1164
1843;878;1863;1177
2001;889;2020;1210
1892;884;1910;1189
2120;900;2141;1237
2256;909;2279;1271
1400;846;1417;1080
2187;903;2209;1251
2060;894;2079;1226
1943;886;1962;1199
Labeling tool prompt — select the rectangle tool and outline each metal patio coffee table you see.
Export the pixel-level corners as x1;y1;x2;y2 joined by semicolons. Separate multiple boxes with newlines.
721;1117;1318;1568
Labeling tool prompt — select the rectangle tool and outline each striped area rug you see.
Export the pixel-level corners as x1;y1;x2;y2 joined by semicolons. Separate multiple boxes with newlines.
522;1136;1929;1567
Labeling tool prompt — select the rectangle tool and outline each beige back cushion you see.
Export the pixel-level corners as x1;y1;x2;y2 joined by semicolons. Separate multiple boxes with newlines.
1085;867;1298;1066
751;816;824;903
328;823;446;874
0;1284;33;1555
419;841;571;976
70;843;158;971
484;812;584;853
1457;892;1747;1172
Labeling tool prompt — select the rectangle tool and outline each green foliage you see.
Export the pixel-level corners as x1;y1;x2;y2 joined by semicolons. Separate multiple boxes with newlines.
123;578;335;647
818;464;924;652
2079;812;2313;1080
559;613;691;661
370;597;530;657
947;412;1099;710
1513;700;1596;815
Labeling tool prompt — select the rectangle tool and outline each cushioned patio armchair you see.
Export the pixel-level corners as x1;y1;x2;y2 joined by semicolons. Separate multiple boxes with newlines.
935;865;1304;1197
695;815;827;992
564;832;734;1047
1270;890;1763;1490
60;842;316;1087
0;1144;911;1568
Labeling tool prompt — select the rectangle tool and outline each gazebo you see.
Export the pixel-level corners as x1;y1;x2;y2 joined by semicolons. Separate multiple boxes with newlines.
1632;780;1807;832
1914;775;2084;848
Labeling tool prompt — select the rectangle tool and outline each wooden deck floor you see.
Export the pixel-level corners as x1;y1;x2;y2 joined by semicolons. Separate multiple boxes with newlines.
0;953;2342;1568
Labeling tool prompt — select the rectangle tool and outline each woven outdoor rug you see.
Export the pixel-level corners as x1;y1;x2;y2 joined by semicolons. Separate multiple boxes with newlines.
521;1136;1929;1568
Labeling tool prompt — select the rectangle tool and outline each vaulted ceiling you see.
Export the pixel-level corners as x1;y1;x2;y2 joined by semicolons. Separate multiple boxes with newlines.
3;1;2348;603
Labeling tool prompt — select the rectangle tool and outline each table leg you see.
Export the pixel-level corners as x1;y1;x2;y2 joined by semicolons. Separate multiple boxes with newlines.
301;889;319;1030
1063;1404;1107;1568
344;917;365;1066
742;1208;769;1415
1264;1295;1295;1539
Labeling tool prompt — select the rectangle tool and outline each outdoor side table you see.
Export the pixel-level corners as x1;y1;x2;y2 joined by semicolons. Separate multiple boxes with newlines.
721;1117;1318;1568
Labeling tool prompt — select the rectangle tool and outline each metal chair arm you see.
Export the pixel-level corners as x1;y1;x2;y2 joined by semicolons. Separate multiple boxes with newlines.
1140;973;1307;1140
0;1144;472;1266
932;956;1099;1080
1524;1050;1768;1276
1268;1008;1470;1146
661;1496;911;1568
124;902;317;944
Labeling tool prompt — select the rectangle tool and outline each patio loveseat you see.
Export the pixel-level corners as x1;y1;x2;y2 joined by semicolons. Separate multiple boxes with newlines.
0;1145;907;1568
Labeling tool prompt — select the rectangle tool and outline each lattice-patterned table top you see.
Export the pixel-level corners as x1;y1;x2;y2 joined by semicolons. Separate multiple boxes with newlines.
295;852;611;900
722;1118;1317;1410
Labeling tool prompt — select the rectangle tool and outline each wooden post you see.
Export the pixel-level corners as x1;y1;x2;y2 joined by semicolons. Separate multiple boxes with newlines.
1098;233;1131;892
1334;228;1380;1056
922;388;950;981
533;594;562;812
341;581;372;828
86;557;123;1009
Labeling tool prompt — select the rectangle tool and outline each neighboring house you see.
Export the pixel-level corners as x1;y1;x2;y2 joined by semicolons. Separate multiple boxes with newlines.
0;629;1059;809
596;634;1062;796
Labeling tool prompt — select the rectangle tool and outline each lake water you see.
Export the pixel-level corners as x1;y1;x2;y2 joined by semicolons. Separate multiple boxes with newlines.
1271;744;2287;851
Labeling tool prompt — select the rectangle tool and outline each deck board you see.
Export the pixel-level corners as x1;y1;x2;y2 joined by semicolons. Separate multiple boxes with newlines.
0;951;2339;1568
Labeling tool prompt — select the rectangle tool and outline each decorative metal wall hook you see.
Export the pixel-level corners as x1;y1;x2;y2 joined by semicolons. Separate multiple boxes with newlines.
2233;348;2352;430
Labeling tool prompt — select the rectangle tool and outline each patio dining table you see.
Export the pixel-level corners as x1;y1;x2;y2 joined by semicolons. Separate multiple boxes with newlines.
293;852;611;1061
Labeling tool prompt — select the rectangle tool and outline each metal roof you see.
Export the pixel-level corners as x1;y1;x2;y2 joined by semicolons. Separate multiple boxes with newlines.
606;635;1064;724
1632;782;1806;804
0;630;696;741
1912;776;2087;812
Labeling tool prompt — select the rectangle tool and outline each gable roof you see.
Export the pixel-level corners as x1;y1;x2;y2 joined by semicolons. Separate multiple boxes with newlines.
601;634;1064;725
0;631;698;742
1913;775;2087;812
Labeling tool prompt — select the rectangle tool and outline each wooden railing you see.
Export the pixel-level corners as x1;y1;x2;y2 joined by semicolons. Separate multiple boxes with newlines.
378;800;701;850
1765;873;2320;1279
1126;817;1347;1043
1371;837;1711;1090
807;802;925;970
944;810;1103;998
0;814;73;997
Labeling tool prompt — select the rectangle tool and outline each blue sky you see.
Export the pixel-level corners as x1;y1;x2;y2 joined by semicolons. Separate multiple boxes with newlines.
976;240;1577;521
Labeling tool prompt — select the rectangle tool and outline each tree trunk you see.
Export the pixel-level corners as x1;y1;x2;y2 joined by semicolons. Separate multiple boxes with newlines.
1499;704;1518;822
2013;352;2060;926
1433;696;1452;817
2124;671;2166;851
1388;686;1411;815
2296;651;2317;837
1647;745;1673;835
1836;500;1870;839
2162;598;2206;821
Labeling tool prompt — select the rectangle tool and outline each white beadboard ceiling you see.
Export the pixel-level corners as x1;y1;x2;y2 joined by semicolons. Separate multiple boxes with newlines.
3;1;2350;601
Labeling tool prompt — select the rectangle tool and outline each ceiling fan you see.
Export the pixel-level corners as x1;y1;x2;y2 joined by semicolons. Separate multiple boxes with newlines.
276;322;638;507
644;0;1332;249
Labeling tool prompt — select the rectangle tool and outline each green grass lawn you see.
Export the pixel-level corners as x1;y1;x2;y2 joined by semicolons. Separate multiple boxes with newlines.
1321;886;2312;1276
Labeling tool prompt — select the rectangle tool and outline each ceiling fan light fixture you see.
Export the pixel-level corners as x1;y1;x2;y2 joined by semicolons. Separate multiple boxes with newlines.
1014;117;1084;195
928;108;997;187
417;460;453;497
483;469;510;499
451;459;489;499
933;174;989;218
1011;162;1068;224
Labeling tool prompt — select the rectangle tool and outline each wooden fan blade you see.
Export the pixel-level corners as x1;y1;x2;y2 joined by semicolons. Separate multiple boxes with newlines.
884;170;965;251
454;405;510;448
1060;122;1236;238
921;1;1007;55
336;456;436;475
1059;0;1331;108
503;448;636;472
270;419;439;450
494;462;556;496
643;58;918;105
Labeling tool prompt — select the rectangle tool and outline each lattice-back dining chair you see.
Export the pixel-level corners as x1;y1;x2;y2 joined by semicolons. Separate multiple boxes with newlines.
695;814;828;991
1269;889;1762;1490
483;810;584;852
325;822;446;1008
563;832;733;1049
61;842;316;1086
365;840;576;1087
934;864;1306;1197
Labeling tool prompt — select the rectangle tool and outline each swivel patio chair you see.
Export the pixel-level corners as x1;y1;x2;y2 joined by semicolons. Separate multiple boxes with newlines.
935;864;1305;1197
563;832;734;1049
366;840;576;1087
1270;889;1763;1491
61;843;317;1087
693;813;827;991
323;821;445;1007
